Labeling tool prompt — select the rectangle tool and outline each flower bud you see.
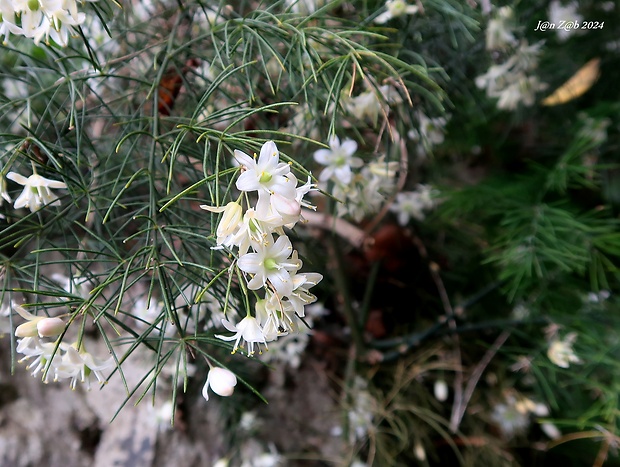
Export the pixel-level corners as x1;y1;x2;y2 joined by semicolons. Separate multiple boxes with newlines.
202;367;237;401
434;379;449;402
15;320;39;338
271;193;301;218
36;317;65;337
217;202;243;238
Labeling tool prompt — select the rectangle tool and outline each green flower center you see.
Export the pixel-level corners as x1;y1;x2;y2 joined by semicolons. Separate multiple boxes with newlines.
28;0;40;11
249;218;259;233
259;171;272;183
264;258;278;271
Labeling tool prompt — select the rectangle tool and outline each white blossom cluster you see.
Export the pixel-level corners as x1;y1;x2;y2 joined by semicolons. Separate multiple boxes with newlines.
407;110;450;158
490;391;556;440
203;140;323;358
330;376;375;443
374;0;419;24
12;303;114;389
548;1;582;42
313;136;399;222
476;7;547;110
389;183;438;225
0;0;89;46
342;83;403;128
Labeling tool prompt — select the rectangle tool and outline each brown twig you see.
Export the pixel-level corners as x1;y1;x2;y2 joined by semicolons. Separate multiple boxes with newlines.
301;209;368;249
363;133;409;236
410;235;464;434
451;330;511;432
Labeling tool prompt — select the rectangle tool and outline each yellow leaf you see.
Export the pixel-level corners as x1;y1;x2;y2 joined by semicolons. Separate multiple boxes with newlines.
541;58;601;106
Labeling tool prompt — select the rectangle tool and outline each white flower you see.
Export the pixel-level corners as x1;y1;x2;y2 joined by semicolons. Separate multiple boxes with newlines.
288;271;323;317
313;136;362;185
234;141;297;217
491;396;530;439
7;0;86;46
285;0;324;15
374;0;419;24
434;379;449;402
224;207;268;255
367;157;399;179
260;331;310;369
330;169;387;222
238;234;301;297
495;74;547;110
7;172;67;212
485;6;517;50
56;344;115;390
348;376;375;442
547;333;582;368
390;185;436;225
549;1;583;41
0;7;21;44
202;367;237;401
201;201;243;247
409;111;449;148
343;84;402;126
475;40;546;111
16;336;63;383
216;315;267;356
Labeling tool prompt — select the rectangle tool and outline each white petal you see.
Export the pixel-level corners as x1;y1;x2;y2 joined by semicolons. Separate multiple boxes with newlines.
208;368;237;397
269;269;294;297
333;166;352;184
272;235;293;258
258;141;279;165
13;189;32;210
221;319;238;333
6;172;28;185
40;179;66;189
328;135;341;148
238;252;261;274
247;275;265;290
202;374;211;401
313;149;332;165
200;204;227;213
233;149;255;168
341;139;358;156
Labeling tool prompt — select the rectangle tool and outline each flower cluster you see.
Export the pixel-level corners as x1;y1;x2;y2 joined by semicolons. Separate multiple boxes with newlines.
0;0;88;46
407;110;450;158
548;0;582;42
374;0;419;24
484;6;516;51
313;136;398;222
547;332;582;368
476;7;547;110
12;304;114;389
341;83;403;127
389;184;438;225
203;141;322;357
491;391;552;440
